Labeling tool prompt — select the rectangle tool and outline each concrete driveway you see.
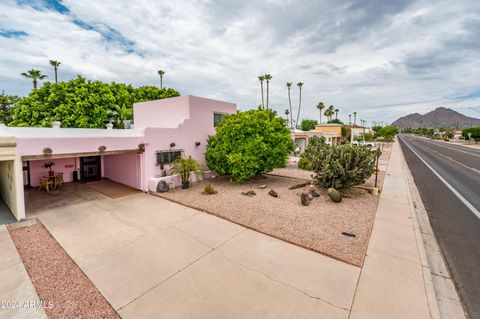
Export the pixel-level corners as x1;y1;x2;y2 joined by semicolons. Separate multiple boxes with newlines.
37;191;360;318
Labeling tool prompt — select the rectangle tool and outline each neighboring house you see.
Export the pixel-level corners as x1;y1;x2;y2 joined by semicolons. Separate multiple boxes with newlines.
453;129;463;140
293;123;342;153
0;95;236;221
349;125;370;141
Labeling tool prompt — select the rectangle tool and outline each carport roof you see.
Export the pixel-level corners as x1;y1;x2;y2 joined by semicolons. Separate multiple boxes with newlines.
0;126;144;138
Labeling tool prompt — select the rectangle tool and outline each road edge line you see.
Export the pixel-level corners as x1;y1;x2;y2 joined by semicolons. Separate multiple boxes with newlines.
401;136;480;220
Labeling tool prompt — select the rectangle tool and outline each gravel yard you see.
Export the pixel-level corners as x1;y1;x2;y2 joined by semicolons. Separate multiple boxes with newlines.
158;143;392;267
157;175;379;267
8;220;120;319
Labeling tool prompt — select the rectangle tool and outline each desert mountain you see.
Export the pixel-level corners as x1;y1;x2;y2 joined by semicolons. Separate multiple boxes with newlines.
392;107;480;129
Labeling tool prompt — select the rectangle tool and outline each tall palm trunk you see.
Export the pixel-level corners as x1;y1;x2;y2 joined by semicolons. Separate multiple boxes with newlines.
259;78;264;109
296;86;302;128
160;76;163;89
319;110;322;124
33;79;37;89
266;80;269;110
287;87;292;128
54;67;58;83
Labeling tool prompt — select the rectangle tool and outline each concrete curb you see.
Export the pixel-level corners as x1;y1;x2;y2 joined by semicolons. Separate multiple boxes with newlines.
399;143;467;319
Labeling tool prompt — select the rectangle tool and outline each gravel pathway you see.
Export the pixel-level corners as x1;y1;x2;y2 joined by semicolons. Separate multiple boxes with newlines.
8;220;120;319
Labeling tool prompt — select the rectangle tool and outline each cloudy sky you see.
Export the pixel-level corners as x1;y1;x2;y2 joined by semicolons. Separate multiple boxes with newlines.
1;0;480;124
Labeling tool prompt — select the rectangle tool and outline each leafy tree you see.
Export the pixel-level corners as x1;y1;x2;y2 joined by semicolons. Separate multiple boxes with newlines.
300;119;317;131
49;60;61;83
375;125;398;140
0;92;21;124
205;109;294;182
327;118;343;124
462;127;480;141
9;76;179;128
21;69;47;89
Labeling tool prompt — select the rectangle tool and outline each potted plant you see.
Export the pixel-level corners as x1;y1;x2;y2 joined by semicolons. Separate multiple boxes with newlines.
42;161;55;176
170;156;202;189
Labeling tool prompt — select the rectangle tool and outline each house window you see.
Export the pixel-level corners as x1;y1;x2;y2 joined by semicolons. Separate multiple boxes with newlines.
213;112;226;127
155;150;183;166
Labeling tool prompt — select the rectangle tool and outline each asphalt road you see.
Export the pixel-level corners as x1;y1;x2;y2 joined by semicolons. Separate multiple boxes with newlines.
398;134;480;319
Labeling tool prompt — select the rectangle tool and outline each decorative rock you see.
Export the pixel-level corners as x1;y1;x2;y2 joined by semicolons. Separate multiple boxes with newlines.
328;188;342;202
289;182;308;190
241;190;256;197
268;189;278;197
301;192;310;206
258;184;267;189
156;180;169;193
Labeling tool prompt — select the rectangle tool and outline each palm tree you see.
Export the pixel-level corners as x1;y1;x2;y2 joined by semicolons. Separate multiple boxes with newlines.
284;109;290;124
258;75;265;109
325;105;334;122
264;74;272;109
286;83;293;128
335;108;339;120
348;114;352;125
157;70;165;89
49;60;61;83
317;102;325;123
353;112;357;125
295;82;304;128
21;69;47;89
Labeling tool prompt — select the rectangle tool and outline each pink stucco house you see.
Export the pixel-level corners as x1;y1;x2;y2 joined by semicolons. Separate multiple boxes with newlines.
0;95;236;221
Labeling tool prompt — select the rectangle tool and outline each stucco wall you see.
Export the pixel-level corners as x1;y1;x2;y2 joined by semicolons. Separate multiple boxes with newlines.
143;96;236;191
133;96;191;129
29;158;78;187
0;160;18;218
103;153;141;189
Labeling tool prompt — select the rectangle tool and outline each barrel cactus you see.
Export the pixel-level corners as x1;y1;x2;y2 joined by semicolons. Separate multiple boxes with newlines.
328;188;342;202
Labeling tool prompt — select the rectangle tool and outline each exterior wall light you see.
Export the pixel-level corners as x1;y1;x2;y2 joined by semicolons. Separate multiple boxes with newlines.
43;147;53;155
98;145;107;152
170;142;176;148
195;141;201;146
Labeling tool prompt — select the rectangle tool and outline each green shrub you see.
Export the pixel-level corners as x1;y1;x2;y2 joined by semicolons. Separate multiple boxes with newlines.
313;144;376;190
205;109;294;182
298;156;313;170
298;136;330;171
201;184;217;195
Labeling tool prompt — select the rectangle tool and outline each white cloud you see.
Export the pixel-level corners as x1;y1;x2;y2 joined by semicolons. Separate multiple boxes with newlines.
1;0;480;124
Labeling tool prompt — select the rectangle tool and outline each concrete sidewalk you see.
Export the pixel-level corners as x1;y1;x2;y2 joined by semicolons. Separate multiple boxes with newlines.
0;225;47;319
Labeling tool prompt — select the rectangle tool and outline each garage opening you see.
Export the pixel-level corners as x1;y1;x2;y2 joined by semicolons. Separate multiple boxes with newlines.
0;160;17;224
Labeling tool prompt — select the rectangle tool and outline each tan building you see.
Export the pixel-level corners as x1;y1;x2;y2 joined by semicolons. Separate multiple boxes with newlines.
293;124;342;153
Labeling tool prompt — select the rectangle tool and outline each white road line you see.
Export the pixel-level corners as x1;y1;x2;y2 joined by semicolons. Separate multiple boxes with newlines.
401;137;480;220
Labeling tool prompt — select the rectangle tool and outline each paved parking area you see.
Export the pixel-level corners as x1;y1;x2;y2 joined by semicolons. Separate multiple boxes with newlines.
35;189;360;319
